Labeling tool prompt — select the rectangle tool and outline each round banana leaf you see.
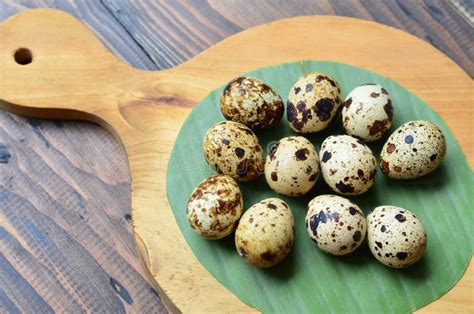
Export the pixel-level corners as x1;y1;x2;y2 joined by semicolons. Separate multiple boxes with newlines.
167;61;473;313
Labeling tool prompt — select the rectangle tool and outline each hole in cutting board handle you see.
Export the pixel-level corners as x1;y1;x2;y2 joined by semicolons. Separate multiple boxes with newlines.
14;48;33;65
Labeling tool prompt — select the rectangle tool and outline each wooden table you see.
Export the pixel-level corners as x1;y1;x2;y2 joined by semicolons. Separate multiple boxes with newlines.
0;1;472;312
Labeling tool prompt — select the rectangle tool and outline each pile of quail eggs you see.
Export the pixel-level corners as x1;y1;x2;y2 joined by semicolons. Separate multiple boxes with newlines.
187;73;446;269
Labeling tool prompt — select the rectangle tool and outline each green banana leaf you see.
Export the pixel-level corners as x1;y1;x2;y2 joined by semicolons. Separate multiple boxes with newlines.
167;61;473;313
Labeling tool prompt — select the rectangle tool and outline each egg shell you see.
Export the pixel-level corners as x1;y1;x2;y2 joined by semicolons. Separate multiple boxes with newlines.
305;195;366;255
287;72;342;133
342;84;394;142
380;120;447;179
220;77;284;129
235;198;294;268
187;175;243;239
320;135;377;195
367;205;427;268
203;121;264;181
265;136;320;197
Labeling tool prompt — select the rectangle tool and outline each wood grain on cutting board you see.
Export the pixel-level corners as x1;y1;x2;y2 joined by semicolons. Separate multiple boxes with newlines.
0;6;472;314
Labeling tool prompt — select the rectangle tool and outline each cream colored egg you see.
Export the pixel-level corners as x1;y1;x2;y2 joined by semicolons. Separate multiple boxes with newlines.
342;84;394;142
264;136;320;197
220;76;284;129
203;121;264;182
235;198;294;268
305;195;366;255
320;135;377;195
287;72;342;133
187;175;243;239
380;120;446;179
367;205;427;268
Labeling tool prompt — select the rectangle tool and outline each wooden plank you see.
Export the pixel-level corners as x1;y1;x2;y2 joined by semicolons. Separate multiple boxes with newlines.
0;1;167;312
0;10;472;312
103;0;473;76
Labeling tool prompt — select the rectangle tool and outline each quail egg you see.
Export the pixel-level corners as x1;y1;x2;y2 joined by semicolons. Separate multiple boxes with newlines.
367;205;427;268
342;84;394;142
320;135;377;195
203;121;264;181
380;120;447;179
265;136;320;197
287;72;342;133
221;77;284;129
305;195;366;255
235;198;294;268
187;175;243;239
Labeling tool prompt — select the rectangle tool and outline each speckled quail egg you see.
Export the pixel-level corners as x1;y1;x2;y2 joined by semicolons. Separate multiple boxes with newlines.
380;120;447;179
342;84;394;142
187;175;243;239
235;198;294;268
220;77;284;129
320;135;377;195
367;205;427;268
265;136;320;197
305;195;366;255
287;72;342;133
203;121;264;181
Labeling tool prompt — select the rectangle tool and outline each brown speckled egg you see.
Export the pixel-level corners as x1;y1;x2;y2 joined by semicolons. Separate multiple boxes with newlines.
380;120;446;179
264;136;320;197
220;77;284;129
320;135;377;195
305;195;366;255
187;175;243;239
367;205;427;268
287;72;342;133
235;198;294;268
342;84;394;142
203;121;264;181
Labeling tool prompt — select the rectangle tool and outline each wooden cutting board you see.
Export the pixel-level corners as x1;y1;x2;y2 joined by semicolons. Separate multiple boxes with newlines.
0;9;472;313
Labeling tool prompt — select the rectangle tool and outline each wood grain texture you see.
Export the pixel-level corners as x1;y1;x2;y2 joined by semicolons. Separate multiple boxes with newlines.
0;8;472;313
0;1;472;313
102;0;474;76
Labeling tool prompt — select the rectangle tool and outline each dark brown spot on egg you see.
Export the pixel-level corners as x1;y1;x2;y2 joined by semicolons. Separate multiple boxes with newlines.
381;88;389;95
396;252;408;260
322;151;332;162
384;100;393;119
315;98;334;121
353;231;362;242
430;154;437;161
395;214;406;223
235;147;245;158
381;159;390;175
387;143;396;154
287;101;297;123
370;92;380;98
267;203;277;210
335;181;355;193
271;172;278;181
309;173;318;182
294;87;301;94
344;97;352;108
369;119;389;136
261;252;275;261
295;148;310;160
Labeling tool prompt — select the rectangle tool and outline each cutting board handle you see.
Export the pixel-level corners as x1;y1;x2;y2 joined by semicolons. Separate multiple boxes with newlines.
0;9;153;134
